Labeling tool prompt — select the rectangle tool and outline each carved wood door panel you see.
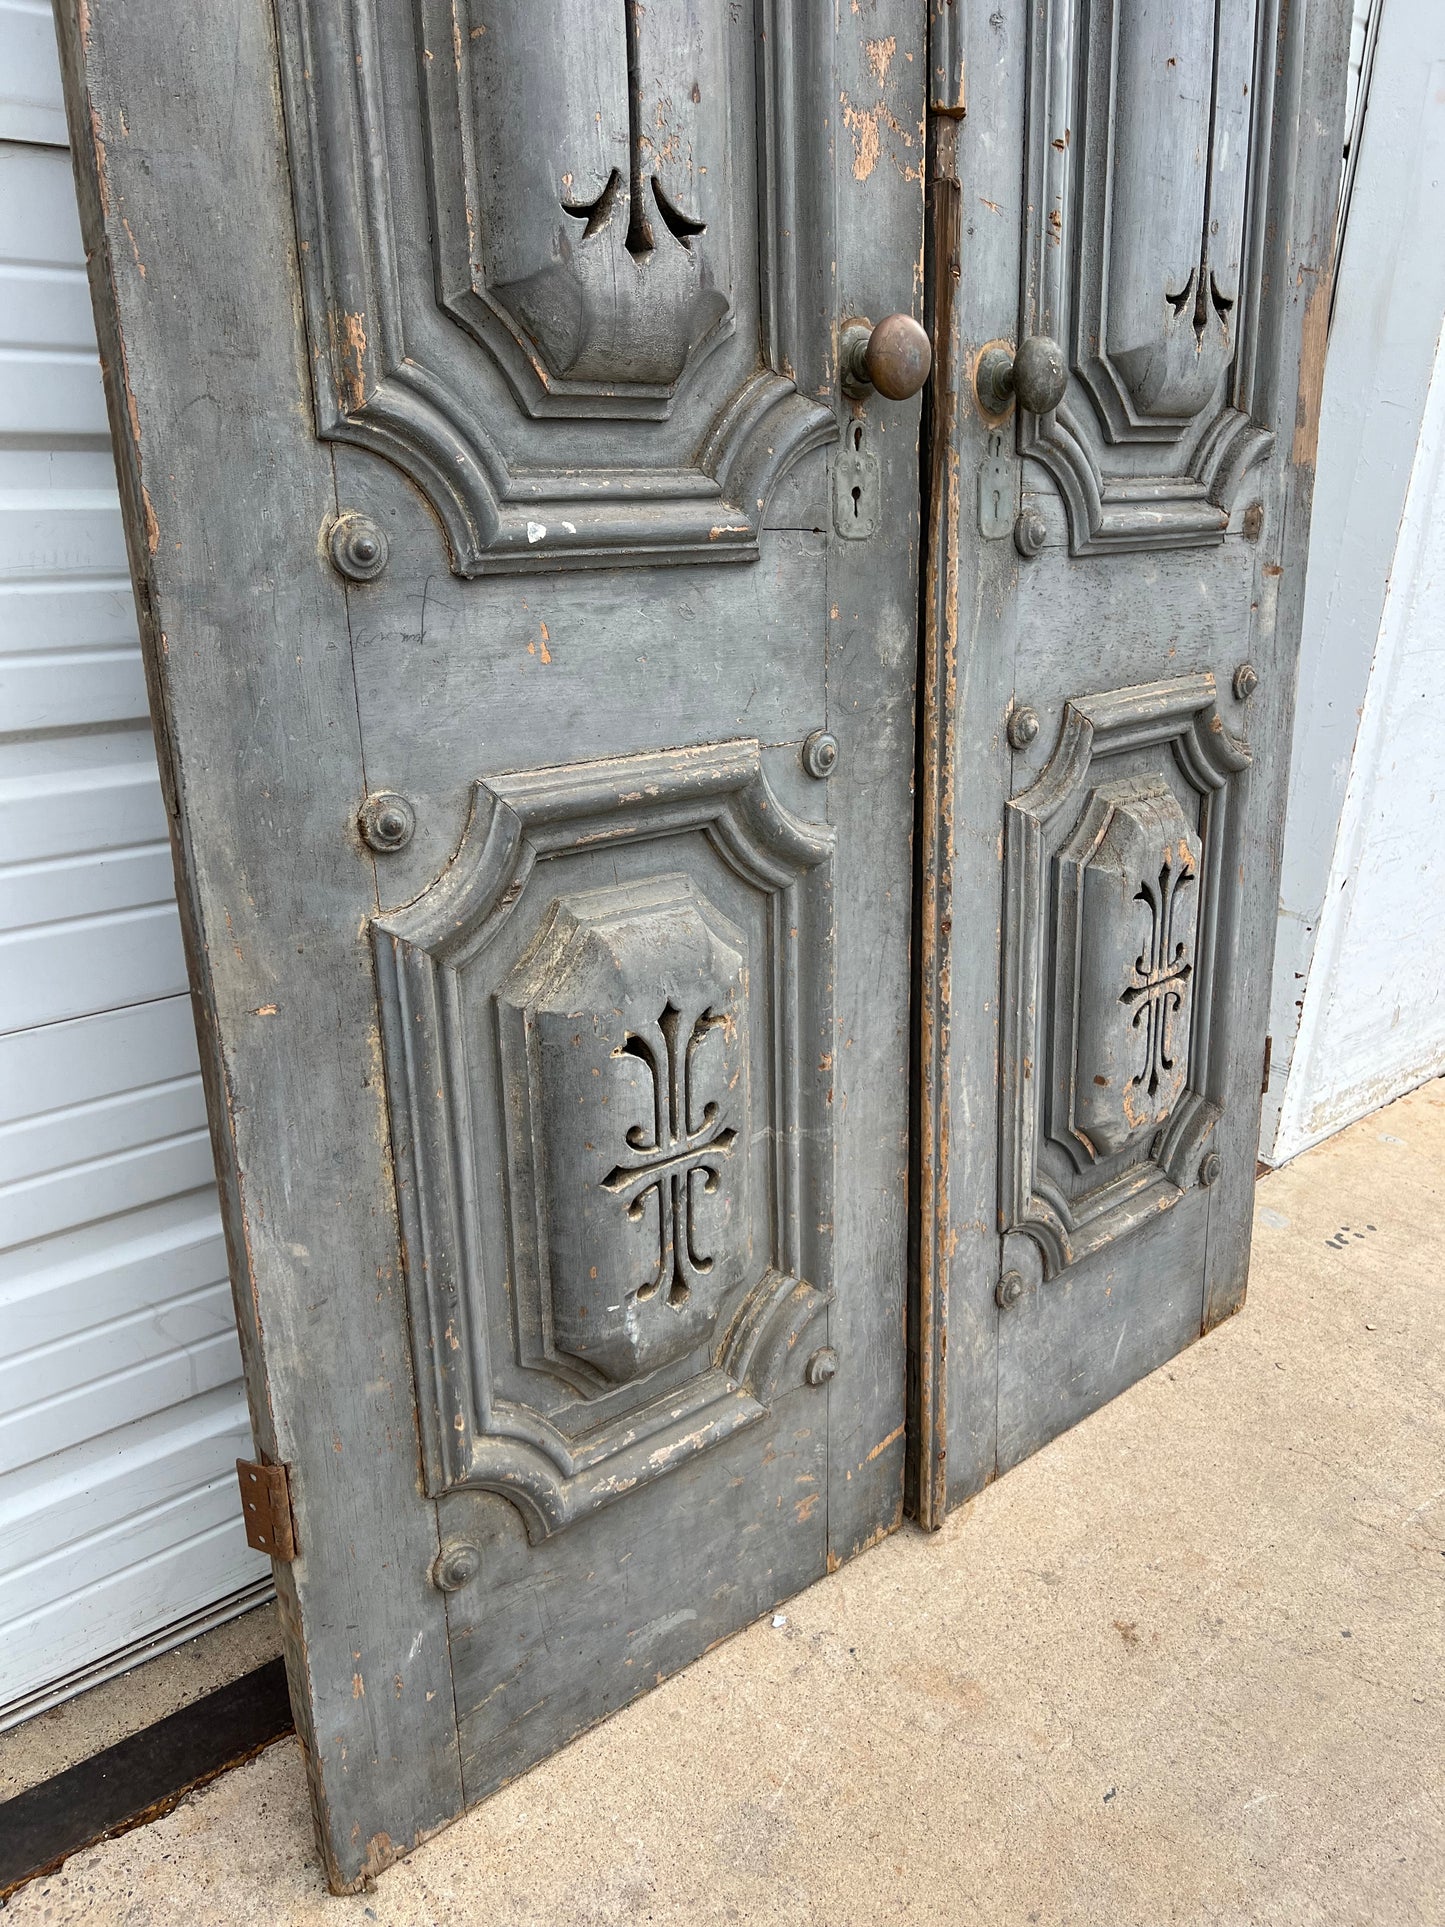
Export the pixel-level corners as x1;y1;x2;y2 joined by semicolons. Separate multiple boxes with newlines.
58;0;926;1889
913;0;1348;1519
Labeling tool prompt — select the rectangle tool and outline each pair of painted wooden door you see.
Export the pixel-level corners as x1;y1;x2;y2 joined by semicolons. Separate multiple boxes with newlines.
57;0;1345;1891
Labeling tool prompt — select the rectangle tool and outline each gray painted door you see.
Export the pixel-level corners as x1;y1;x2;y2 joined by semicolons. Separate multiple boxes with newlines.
912;0;1350;1520
57;0;925;1892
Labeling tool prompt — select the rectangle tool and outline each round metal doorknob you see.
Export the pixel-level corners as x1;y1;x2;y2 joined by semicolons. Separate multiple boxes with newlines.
841;314;933;401
976;335;1069;417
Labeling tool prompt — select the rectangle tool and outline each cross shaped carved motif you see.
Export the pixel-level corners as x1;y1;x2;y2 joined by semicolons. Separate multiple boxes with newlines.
602;1001;737;1308
1119;855;1196;1099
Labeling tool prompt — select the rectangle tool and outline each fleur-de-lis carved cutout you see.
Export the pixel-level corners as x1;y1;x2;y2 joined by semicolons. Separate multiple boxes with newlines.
1119;854;1196;1099
1161;3;1241;347
602;1001;737;1308
562;0;707;260
1165;264;1236;341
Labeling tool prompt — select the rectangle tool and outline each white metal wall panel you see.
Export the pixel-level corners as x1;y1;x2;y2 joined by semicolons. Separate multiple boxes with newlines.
0;1;68;145
0;27;268;1729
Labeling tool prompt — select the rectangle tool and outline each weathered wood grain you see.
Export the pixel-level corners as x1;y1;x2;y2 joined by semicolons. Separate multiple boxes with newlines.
52;0;464;1890
913;0;1351;1514
824;0;928;1568
1200;0;1352;1333
57;0;925;1888
444;1406;826;1801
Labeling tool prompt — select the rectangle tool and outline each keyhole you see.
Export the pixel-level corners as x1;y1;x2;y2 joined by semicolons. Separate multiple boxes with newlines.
853;424;864;451
991;488;1002;520
852;485;862;519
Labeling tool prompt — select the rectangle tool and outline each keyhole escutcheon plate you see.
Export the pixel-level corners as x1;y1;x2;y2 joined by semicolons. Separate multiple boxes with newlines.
977;431;1016;540
832;423;881;540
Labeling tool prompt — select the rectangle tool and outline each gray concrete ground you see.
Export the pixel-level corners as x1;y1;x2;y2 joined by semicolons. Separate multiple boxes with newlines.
0;1604;282;1801
7;1082;1443;1925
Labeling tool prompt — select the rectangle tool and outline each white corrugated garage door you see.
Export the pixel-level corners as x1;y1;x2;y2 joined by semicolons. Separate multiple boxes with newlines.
0;2;269;1727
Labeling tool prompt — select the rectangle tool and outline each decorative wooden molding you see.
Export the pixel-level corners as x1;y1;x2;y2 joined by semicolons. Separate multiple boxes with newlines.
1000;673;1250;1279
373;742;834;1539
1019;0;1279;553
273;0;835;573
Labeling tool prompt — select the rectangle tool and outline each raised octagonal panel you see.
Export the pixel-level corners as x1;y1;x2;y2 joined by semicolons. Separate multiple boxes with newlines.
496;878;752;1389
372;741;835;1540
1000;673;1250;1282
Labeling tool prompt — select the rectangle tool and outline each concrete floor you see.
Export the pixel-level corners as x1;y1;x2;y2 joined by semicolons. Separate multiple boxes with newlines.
0;1604;282;1802
8;1082;1443;1925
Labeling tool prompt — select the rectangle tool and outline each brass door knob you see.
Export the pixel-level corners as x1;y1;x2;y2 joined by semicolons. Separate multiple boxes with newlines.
841;314;933;401
976;335;1069;416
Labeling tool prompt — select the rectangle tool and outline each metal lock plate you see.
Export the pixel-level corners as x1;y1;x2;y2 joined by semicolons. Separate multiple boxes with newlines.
833;423;881;539
977;430;1015;540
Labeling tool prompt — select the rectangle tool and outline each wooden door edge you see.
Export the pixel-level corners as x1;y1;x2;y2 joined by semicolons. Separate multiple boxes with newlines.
908;102;965;1533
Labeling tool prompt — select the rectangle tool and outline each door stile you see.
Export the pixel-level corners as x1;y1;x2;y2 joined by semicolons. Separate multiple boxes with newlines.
823;5;929;1568
911;0;1029;1517
1197;0;1349;1336
909;8;965;1532
52;0;468;1887
50;0;327;1850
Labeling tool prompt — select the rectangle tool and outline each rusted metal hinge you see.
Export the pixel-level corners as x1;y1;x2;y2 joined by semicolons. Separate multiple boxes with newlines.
236;1457;298;1562
1261;1034;1273;1095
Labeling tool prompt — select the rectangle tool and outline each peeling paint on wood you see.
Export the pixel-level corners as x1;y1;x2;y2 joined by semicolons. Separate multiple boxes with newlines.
53;0;927;1892
910;0;1351;1512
